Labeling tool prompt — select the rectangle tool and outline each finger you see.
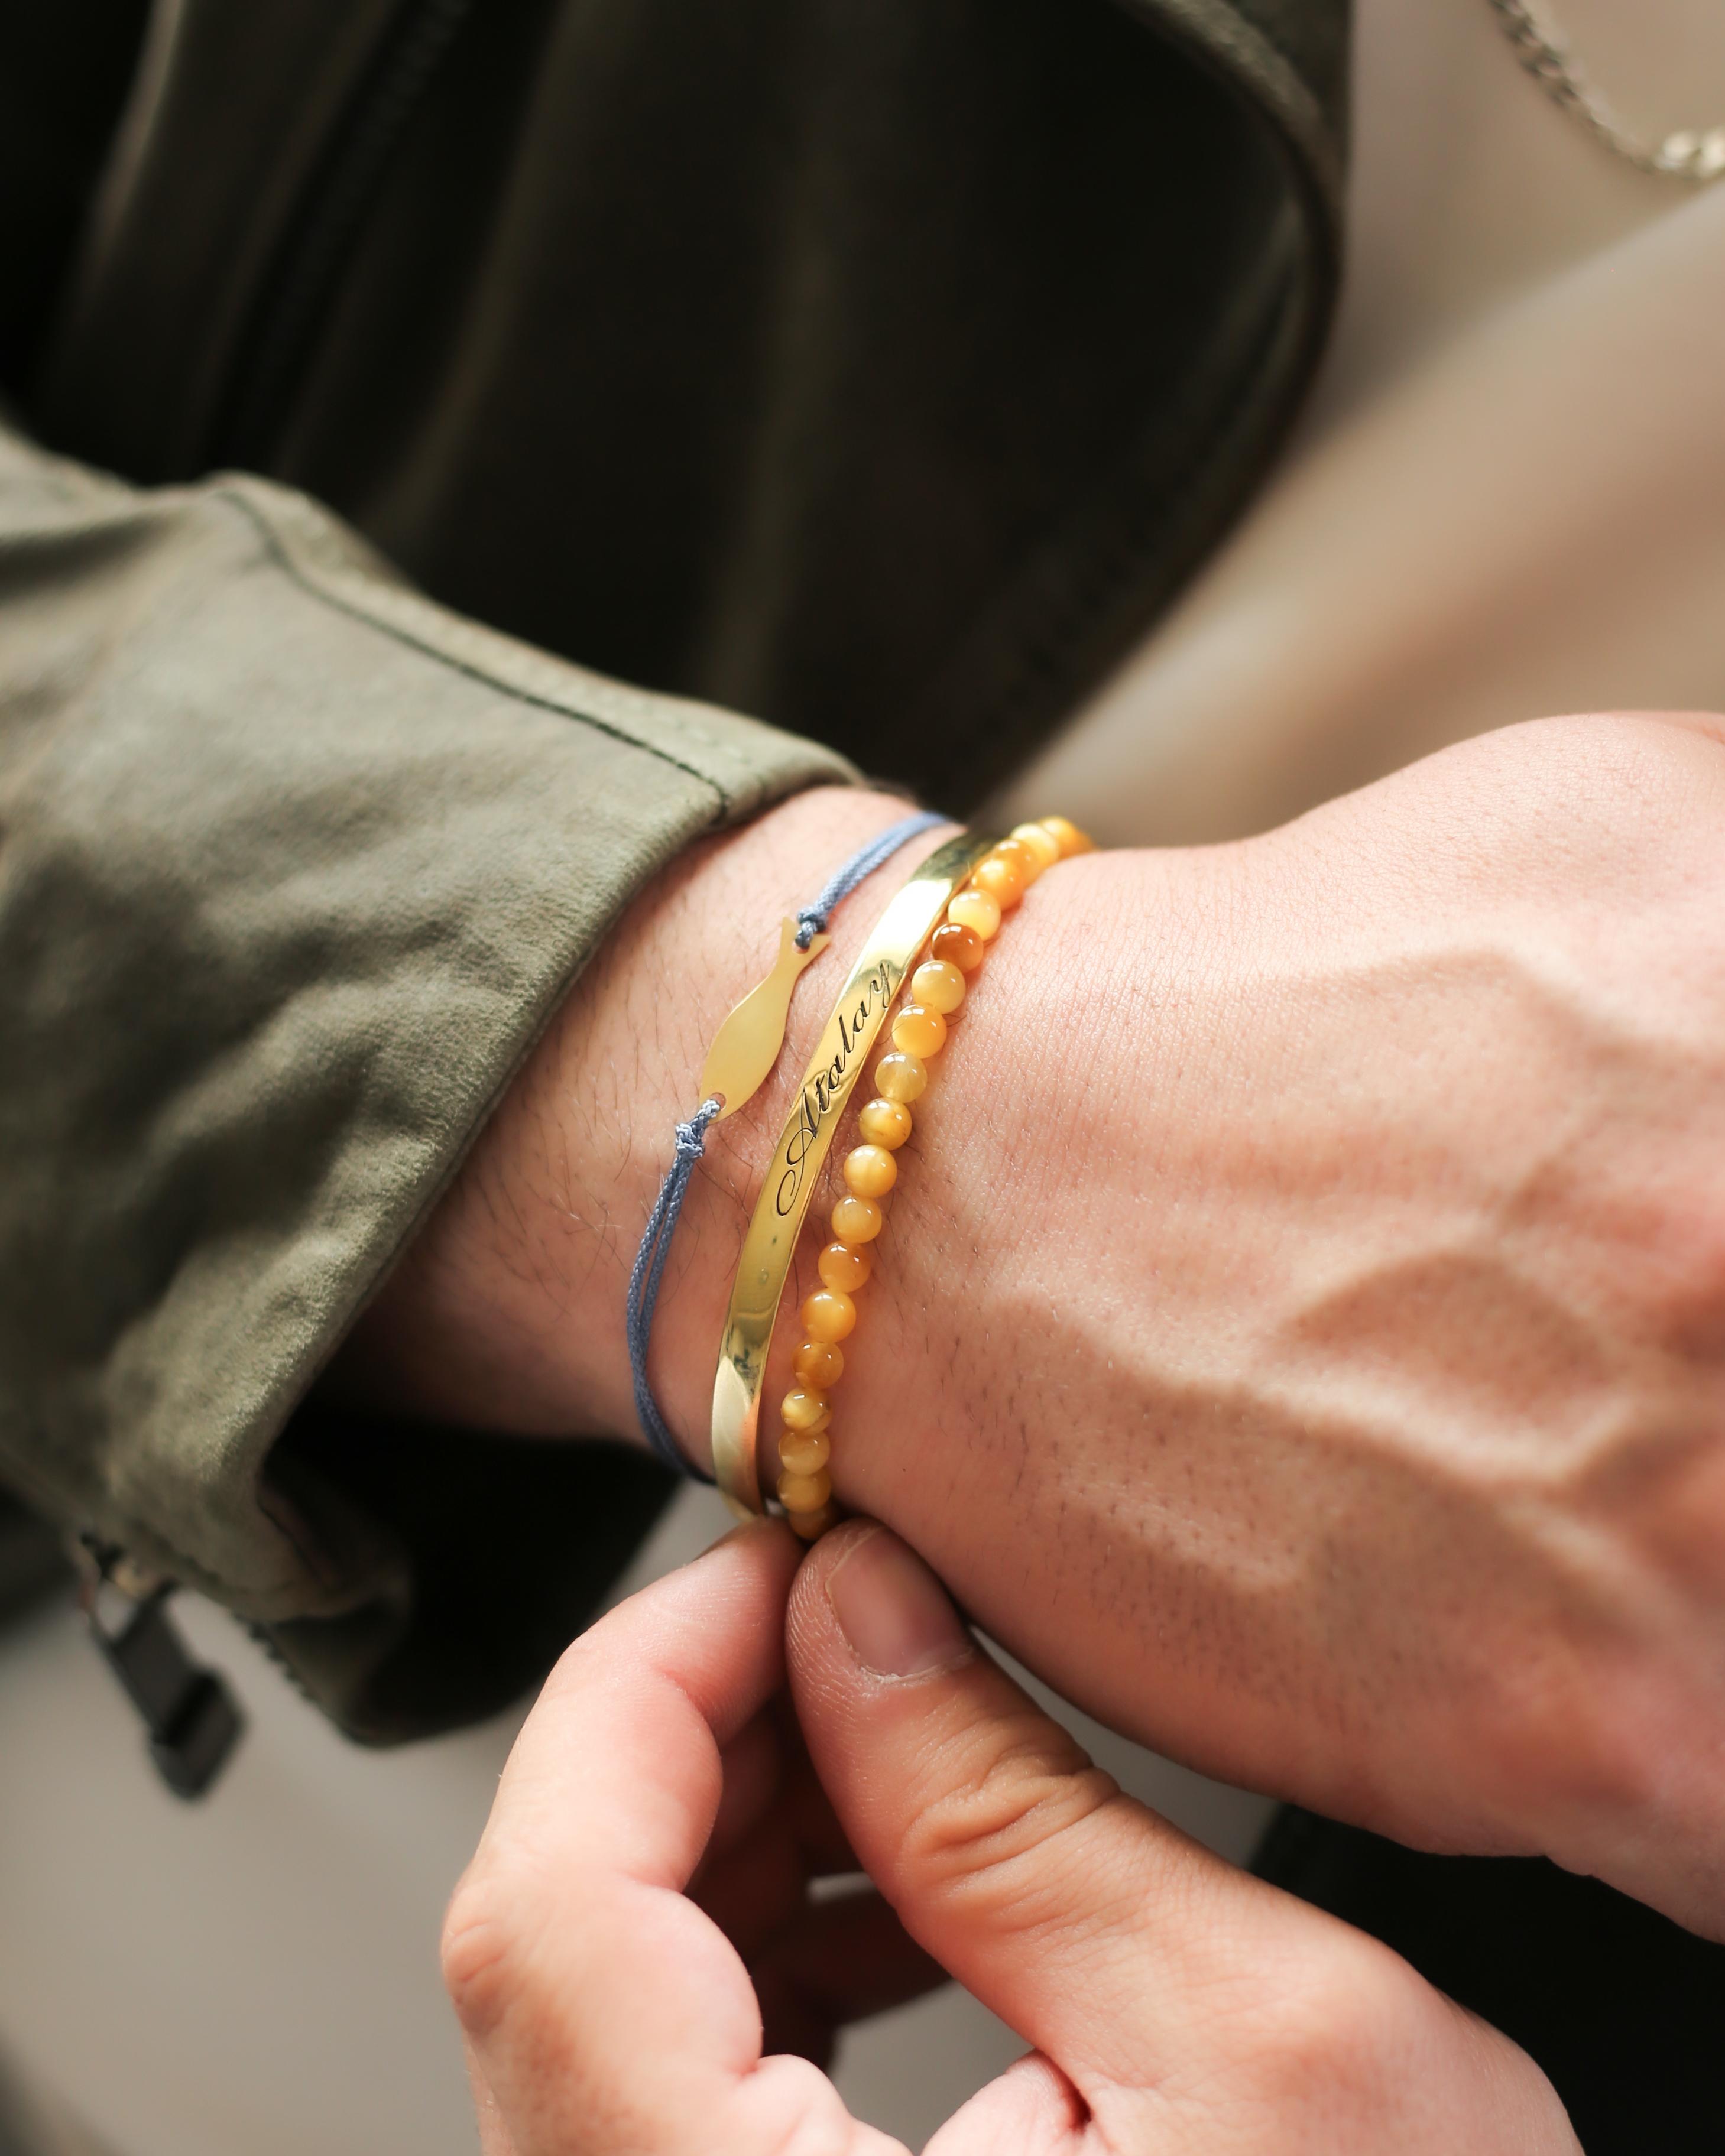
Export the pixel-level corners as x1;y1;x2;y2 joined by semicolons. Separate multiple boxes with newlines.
790;1525;1577;2148
691;1728;861;1954
477;1519;796;1898
702;1702;858;1878
446;1519;900;2155
693;1785;936;2005
706;1710;785;1858
751;1888;948;2066
769;1694;865;1875
689;1803;809;1948
925;2054;1087;2156
790;1519;1279;2086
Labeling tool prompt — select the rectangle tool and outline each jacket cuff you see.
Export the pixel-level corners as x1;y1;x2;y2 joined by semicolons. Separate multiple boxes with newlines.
0;428;854;1728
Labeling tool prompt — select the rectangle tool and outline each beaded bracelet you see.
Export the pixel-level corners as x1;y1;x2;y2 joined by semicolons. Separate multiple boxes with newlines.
712;816;1093;1535
709;828;994;1509
626;808;943;1476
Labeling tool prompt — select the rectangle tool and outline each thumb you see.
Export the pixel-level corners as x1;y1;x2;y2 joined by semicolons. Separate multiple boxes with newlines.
787;1524;1577;2151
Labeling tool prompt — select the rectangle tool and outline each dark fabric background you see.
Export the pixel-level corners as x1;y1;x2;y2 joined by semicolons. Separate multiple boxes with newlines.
1257;1808;1725;2151
39;0;1340;810
0;0;151;394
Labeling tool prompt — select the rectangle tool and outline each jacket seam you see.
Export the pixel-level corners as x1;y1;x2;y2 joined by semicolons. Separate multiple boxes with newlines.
210;483;738;813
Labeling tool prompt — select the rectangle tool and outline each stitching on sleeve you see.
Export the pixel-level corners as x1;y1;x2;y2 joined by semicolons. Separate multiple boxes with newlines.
212;483;742;809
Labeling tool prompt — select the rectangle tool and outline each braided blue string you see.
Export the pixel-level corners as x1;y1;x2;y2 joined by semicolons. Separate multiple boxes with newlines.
626;810;945;1476
794;810;943;948
625;1097;723;1474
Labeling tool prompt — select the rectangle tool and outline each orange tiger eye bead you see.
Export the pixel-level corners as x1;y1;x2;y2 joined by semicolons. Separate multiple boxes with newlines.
844;1142;898;1198
794;1337;845;1387
790;1501;840;1541
874;1049;927;1102
910;959;965;1015
801;1288;857;1341
1010;821;1061;872
818;1240;873;1293
891;1003;948;1059
778;1426;831;1476
780;1385;831;1433
972;848;1028;908
831;1193;883;1243
994;835;1040;881
777;1466;833;1513
947;888;1001;941
858;1097;912;1150
931;921;985;973
1040;814;1093;857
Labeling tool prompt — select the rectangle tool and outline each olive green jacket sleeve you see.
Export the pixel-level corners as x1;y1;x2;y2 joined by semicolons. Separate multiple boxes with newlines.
0;414;855;1735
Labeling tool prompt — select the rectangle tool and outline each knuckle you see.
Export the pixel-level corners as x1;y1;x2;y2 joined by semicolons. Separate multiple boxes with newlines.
901;1703;1124;1931
440;1858;528;2040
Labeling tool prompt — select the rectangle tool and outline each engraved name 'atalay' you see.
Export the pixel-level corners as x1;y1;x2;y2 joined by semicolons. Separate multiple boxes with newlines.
775;959;898;1216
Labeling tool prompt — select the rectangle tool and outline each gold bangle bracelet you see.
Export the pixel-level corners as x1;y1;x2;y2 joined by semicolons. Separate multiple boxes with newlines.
738;814;1094;1538
710;827;993;1515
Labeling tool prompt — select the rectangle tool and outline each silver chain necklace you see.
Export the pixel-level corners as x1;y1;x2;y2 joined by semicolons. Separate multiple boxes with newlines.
1487;0;1725;181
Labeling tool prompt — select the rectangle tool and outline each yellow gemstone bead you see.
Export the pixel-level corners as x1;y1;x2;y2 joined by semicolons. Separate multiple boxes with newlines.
818;1240;873;1294
972;849;1028;909
874;1048;927;1102
831;1193;883;1244
910;958;966;1015
781;1385;831;1433
891;1002;948;1059
858;1096;912;1151
794;1337;845;1387
931;921;985;973
1040;814;1093;858
995;835;1040;879
778;1466;834;1512
790;1501;840;1541
1011;820;1062;872
778;1426;831;1476
802;1287;857;1340
844;1142;899;1197
947;888;1001;941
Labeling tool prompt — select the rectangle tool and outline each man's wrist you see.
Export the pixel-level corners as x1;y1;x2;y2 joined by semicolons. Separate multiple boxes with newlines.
329;785;955;1457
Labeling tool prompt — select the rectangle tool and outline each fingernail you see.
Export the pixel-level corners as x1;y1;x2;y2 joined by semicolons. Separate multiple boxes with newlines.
826;1528;973;1678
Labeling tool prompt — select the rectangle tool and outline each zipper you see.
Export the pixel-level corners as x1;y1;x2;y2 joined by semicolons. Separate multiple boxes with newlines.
210;0;474;468
76;1539;245;1798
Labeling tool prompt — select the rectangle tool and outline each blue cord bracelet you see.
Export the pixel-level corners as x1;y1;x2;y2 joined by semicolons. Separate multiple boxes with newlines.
625;810;944;1478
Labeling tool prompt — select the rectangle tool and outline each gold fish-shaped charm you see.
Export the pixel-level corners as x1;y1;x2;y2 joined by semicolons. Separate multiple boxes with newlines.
699;918;831;1120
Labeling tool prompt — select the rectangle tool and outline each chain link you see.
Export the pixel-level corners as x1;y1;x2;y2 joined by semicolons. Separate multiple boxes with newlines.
1487;0;1725;181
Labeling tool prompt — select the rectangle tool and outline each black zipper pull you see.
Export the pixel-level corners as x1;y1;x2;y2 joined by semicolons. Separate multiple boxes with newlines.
76;1541;244;1798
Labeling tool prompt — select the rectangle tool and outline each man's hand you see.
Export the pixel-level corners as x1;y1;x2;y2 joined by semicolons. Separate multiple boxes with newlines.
445;1521;1575;2154
345;712;1725;1936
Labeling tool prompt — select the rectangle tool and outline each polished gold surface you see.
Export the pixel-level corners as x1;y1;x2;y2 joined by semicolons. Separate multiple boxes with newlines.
698;918;831;1123
711;829;992;1514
